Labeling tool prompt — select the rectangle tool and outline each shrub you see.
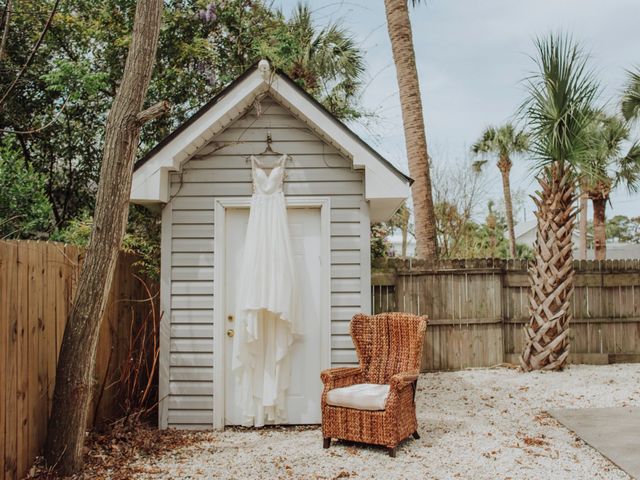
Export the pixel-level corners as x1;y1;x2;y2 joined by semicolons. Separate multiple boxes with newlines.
52;207;160;280
0;142;53;238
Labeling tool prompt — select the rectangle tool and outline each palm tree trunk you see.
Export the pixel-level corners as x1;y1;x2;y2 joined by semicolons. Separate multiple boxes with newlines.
578;190;588;260
401;222;408;257
592;197;607;261
498;155;517;258
384;0;437;259
44;0;165;474
521;164;575;371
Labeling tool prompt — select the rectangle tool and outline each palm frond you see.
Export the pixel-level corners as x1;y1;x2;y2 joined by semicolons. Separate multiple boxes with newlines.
471;126;496;154
621;67;640;122
471;124;528;157
616;142;640;193
519;33;600;174
471;159;488;173
580;111;638;194
283;1;364;118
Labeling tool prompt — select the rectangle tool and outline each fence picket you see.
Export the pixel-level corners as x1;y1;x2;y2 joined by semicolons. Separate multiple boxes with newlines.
372;258;640;371
4;242;18;479
0;242;8;477
16;243;29;475
0;241;158;480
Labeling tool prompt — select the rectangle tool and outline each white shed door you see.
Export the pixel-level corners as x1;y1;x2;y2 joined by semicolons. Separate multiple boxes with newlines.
224;207;323;425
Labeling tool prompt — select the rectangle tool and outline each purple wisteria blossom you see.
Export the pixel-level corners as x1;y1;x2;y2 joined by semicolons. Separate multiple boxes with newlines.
198;2;217;23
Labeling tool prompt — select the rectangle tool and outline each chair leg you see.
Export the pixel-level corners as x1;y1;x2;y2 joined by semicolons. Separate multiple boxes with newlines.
387;447;396;458
412;431;420;439
323;437;331;449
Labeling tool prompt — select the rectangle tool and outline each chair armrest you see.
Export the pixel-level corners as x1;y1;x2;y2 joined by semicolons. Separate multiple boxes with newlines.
385;371;420;412
320;367;363;390
389;371;419;391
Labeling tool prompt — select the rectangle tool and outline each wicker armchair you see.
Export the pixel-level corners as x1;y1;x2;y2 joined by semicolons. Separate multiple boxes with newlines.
320;312;428;457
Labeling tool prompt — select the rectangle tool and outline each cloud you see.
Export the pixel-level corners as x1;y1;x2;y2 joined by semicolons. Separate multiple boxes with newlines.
278;0;640;216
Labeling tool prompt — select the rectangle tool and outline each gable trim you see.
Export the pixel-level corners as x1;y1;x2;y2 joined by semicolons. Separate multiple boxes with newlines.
131;62;410;222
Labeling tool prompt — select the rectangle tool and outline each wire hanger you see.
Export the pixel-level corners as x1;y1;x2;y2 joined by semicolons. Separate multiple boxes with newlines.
247;131;291;165
261;131;280;155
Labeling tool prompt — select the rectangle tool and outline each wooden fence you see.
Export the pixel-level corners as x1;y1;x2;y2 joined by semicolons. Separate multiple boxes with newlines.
0;241;158;480
372;258;640;372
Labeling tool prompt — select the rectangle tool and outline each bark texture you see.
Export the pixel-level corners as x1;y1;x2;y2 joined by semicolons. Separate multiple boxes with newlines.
44;0;164;474
0;0;12;60
521;164;576;371
384;0;437;259
578;190;588;260
592;196;607;261
498;155;517;258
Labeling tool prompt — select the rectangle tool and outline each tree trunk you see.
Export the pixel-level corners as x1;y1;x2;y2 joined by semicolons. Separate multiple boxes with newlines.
0;0;11;60
578;190;588;260
44;0;165;474
498;155;516;258
384;0;437;259
401;223;408;257
521;164;576;371
592;197;607;261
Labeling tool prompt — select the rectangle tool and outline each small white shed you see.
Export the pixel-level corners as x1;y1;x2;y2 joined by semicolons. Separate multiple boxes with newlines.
131;61;411;429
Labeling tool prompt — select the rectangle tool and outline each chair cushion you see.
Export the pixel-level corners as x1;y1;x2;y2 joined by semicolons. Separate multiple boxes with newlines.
326;383;390;411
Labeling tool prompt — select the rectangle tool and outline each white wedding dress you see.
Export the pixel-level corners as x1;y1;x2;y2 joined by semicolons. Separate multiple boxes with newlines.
231;154;298;427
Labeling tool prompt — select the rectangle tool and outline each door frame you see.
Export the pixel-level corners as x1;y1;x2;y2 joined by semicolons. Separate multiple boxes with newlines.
212;196;331;428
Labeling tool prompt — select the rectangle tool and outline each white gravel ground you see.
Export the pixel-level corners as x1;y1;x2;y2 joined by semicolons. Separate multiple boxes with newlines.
134;364;640;480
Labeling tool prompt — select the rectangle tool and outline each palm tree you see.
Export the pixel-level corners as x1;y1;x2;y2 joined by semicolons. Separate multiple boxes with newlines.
621;67;640;122
471;124;529;258
581;113;640;259
519;34;599;371
383;0;437;259
281;3;365;120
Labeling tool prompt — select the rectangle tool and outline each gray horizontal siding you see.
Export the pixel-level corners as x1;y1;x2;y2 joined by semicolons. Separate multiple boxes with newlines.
165;95;366;428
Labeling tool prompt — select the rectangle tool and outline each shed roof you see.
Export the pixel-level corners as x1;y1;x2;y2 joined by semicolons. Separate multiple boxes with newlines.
130;60;411;222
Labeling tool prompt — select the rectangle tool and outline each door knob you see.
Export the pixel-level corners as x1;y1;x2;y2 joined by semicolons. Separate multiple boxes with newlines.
226;329;235;338
227;314;234;321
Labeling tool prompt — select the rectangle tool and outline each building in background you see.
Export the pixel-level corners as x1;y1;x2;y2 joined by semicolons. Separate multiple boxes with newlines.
514;220;640;259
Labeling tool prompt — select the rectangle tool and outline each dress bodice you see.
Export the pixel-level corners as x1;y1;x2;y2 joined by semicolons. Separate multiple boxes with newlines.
251;155;286;195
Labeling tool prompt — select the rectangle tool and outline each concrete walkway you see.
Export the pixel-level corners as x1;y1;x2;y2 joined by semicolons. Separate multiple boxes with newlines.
549;407;640;479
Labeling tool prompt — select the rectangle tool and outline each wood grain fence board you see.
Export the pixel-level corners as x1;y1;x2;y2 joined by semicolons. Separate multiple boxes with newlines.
0;241;158;479
0;242;8;477
44;246;59;415
16;243;29;476
27;242;41;465
4;242;18;479
373;258;640;372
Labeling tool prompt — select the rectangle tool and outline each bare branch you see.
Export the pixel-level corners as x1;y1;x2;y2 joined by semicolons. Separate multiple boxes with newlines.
0;0;61;109
0;98;68;134
136;100;170;125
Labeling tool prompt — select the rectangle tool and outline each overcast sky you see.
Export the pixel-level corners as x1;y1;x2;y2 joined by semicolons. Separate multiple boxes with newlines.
275;0;640;221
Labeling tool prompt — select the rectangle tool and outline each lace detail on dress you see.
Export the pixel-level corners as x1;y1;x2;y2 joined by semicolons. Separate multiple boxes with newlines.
250;154;287;195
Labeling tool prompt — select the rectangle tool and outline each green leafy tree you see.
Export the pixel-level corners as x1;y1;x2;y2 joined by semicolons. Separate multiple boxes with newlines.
0;0;367;230
0;141;52;238
605;215;640;243
51;206;160;279
386;202;412;257
371;223;393;260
